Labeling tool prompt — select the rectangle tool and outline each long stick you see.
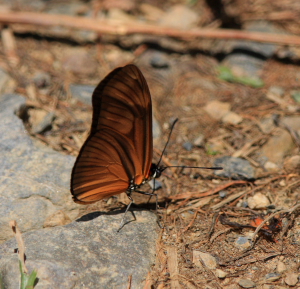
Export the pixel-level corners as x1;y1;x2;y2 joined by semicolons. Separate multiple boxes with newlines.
0;11;300;45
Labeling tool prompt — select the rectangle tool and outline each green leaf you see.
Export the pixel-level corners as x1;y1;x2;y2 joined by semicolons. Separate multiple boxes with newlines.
0;273;4;289
218;66;264;88
19;261;38;289
291;91;300;103
25;270;38;289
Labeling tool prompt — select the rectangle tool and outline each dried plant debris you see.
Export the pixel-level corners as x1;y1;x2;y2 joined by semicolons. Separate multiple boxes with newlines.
0;0;300;287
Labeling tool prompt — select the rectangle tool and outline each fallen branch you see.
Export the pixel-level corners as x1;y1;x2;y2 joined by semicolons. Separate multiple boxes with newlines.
0;11;300;45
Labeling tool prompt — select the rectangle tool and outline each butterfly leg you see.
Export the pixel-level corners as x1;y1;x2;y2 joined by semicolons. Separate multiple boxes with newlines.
135;190;164;228
117;193;136;232
135;190;159;211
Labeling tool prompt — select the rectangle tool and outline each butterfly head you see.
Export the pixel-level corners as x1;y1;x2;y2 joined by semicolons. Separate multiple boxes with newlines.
149;163;166;179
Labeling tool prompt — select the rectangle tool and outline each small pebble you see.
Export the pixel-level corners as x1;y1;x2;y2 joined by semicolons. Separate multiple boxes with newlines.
193;251;217;269
222;111;243;125
215;269;227;279
219;190;227;198
149;52;170;68
235;236;252;249
183;141;193;151
264;161;279;172
269;86;285;97
238;278;256;288
264;272;281;281
284;272;298;286
248;192;270;209
204;100;230;120
276;261;287;273
193;134;204;147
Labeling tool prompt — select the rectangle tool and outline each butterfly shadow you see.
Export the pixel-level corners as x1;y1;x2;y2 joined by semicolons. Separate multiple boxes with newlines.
75;201;166;230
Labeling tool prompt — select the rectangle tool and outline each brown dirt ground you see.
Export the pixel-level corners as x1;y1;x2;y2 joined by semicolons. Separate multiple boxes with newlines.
1;1;300;288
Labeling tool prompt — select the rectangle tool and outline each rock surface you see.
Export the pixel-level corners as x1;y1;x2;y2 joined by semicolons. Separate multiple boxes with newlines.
0;210;158;289
0;94;80;242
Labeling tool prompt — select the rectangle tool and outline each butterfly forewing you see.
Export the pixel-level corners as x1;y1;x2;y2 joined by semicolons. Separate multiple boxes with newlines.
71;65;153;204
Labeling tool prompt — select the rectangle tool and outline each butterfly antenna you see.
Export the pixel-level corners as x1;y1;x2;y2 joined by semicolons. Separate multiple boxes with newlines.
156;118;223;171
156;118;178;168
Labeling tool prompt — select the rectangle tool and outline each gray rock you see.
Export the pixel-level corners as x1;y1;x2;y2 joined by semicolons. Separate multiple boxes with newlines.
222;52;265;79
0;210;158;289
149;52;170;69
264;272;281;281
221;21;285;81
69;84;95;105
214;156;255;180
0;94;80;243
183;141;193;151
218;190;227;198
242;21;284;58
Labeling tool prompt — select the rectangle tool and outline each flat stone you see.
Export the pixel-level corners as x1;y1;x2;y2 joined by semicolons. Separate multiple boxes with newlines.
193;251;217;269
0;94;80;243
214;156;255;180
260;128;295;164
0;210;158;289
284;272;298;286
238;278;256;288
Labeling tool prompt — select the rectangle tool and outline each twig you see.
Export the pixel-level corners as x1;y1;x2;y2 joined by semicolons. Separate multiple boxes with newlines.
9;220;27;274
126;275;132;289
167;246;180;289
180;209;200;235
1;11;300;45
